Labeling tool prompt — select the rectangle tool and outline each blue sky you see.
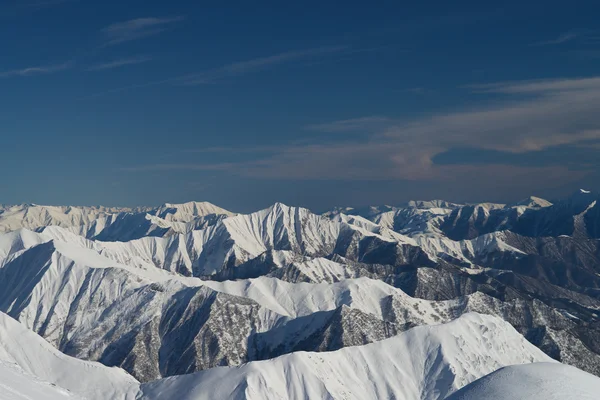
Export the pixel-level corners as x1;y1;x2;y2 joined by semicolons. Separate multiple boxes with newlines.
2;0;600;212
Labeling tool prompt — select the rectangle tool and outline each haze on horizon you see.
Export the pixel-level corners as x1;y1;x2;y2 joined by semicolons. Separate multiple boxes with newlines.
2;0;600;212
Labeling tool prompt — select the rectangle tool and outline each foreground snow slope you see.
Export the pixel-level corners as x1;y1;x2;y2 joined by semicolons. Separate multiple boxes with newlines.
0;227;584;383
0;312;139;400
0;302;573;400
446;362;600;400
0;360;78;400
140;313;551;400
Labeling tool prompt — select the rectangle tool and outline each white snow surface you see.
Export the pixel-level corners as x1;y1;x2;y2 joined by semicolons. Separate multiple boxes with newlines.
139;313;551;400
0;312;139;400
0;307;552;400
0;202;529;280
0;360;79;399
446;362;600;400
155;201;235;221
0;199;594;400
0;204;124;233
0;202;234;240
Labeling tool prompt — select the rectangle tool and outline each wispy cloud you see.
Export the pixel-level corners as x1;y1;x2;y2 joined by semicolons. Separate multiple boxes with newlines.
0;0;75;16
84;45;349;97
402;87;433;95
182;145;285;154
180;45;348;85
570;49;600;60
121;163;236;172
0;62;71;78
533;32;580;46
101;16;184;46
124;75;600;192
21;0;75;8
87;56;152;71
306;116;392;133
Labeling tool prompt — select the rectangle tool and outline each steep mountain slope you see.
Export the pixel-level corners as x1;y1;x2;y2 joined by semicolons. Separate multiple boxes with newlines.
333;192;600;241
0;312;139;400
446;362;600;400
86;201;235;241
69;203;427;279
0;204;136;233
0;201;234;242
2;194;600;393
139;313;551;400
153;201;235;221
0;309;556;400
2;206;600;378
438;190;600;240
0;235;288;382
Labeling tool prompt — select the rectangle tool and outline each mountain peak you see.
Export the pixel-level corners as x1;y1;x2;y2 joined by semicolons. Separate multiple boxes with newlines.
511;196;552;209
404;199;461;209
156;201;234;221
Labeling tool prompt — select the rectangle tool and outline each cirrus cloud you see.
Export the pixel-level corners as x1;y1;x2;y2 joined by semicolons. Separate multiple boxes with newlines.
123;76;600;195
101;16;184;46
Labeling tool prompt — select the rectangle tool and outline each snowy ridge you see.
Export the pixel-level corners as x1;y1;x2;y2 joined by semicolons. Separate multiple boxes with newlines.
155;201;235;221
0;210;597;379
0;309;553;400
139;313;551;400
0;201;234;242
1;195;600;398
0;204;135;233
0;312;139;400
0;225;581;385
447;362;600;400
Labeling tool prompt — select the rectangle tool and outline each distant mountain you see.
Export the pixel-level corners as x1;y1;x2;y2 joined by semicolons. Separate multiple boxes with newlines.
1;193;600;398
0;201;234;241
510;195;553;208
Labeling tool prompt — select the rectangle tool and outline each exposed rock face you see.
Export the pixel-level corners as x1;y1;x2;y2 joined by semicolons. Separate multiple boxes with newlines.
1;194;600;382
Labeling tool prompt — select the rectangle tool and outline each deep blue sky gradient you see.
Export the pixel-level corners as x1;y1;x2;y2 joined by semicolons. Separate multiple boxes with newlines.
2;1;600;211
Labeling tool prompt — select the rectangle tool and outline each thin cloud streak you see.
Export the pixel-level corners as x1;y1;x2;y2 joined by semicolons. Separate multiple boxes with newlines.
533;32;579;46
101;16;184;46
22;0;74;8
87;56;153;71
124;75;600;190
182;145;286;154
307;116;393;133
85;45;349;97
120;163;236;172
0;0;75;16
0;62;71;78
181;45;348;85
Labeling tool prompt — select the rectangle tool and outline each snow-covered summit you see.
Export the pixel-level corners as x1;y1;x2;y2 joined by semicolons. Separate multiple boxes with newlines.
510;195;553;208
0;203;138;233
1;193;600;398
447;362;600;400
139;313;551;400
154;201;235;221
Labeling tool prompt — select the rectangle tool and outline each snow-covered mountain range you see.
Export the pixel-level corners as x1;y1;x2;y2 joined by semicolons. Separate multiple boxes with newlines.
0;193;600;399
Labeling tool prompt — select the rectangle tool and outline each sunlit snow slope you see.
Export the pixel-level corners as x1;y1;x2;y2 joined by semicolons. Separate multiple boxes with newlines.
140;313;550;400
446;362;600;400
0;312;139;400
0;311;554;400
